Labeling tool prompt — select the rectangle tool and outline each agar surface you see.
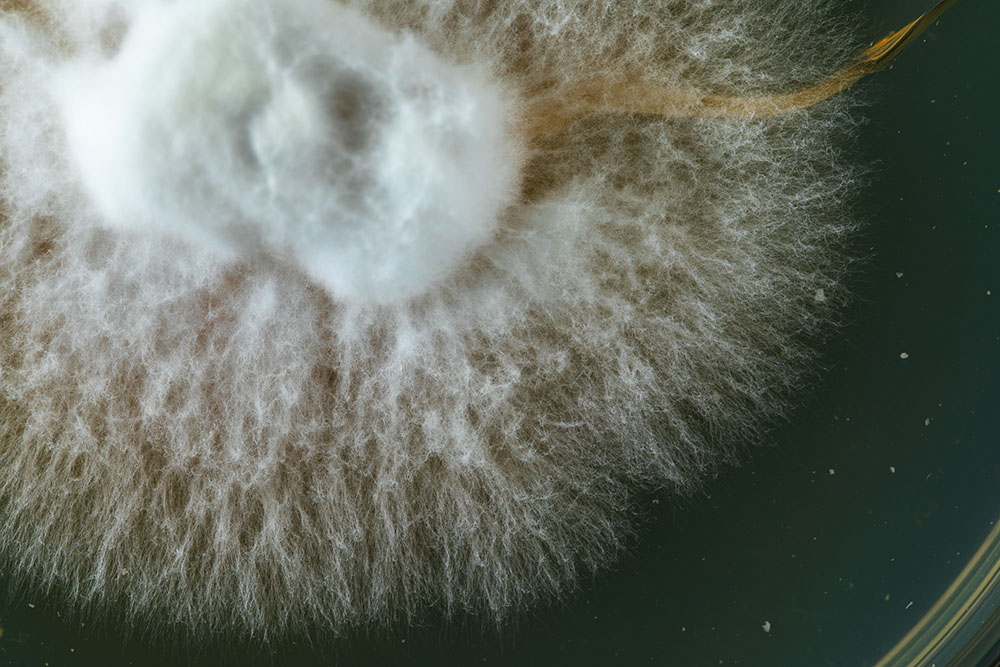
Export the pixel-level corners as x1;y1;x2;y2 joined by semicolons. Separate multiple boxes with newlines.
0;0;868;639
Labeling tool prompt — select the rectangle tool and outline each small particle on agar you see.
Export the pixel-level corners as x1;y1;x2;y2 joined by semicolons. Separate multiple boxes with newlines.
924;417;930;426
896;272;903;278
889;466;895;473
762;620;771;633
814;288;826;302
899;352;909;359
828;468;835;476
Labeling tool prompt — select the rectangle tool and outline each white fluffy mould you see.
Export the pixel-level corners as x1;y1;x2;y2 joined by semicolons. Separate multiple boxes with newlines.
0;0;954;643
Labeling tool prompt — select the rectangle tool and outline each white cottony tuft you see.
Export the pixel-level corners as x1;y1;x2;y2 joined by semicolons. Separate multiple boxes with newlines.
55;0;521;303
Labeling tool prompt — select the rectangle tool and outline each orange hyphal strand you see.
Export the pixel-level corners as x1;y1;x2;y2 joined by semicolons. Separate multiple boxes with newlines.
524;0;960;141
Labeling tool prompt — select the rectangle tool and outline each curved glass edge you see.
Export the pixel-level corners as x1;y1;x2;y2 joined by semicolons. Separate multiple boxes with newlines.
876;517;1000;666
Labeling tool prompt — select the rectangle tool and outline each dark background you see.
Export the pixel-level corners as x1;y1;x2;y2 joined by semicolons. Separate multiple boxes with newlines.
0;0;997;665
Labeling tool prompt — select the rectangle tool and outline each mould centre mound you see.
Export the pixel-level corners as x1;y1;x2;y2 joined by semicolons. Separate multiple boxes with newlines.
56;0;522;303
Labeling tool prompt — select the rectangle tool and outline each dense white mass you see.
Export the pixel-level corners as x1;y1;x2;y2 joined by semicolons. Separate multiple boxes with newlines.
55;0;521;302
0;0;860;640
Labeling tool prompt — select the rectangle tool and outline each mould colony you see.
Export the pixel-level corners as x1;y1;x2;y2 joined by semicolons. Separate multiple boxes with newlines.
0;0;861;639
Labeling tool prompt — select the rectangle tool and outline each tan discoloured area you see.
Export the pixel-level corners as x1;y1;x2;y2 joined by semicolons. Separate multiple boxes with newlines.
0;0;46;28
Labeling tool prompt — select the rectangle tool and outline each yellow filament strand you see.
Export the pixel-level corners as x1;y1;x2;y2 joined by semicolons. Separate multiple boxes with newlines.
524;0;960;140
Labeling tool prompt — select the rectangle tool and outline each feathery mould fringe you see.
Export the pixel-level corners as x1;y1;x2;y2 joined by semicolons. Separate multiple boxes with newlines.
0;0;863;640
